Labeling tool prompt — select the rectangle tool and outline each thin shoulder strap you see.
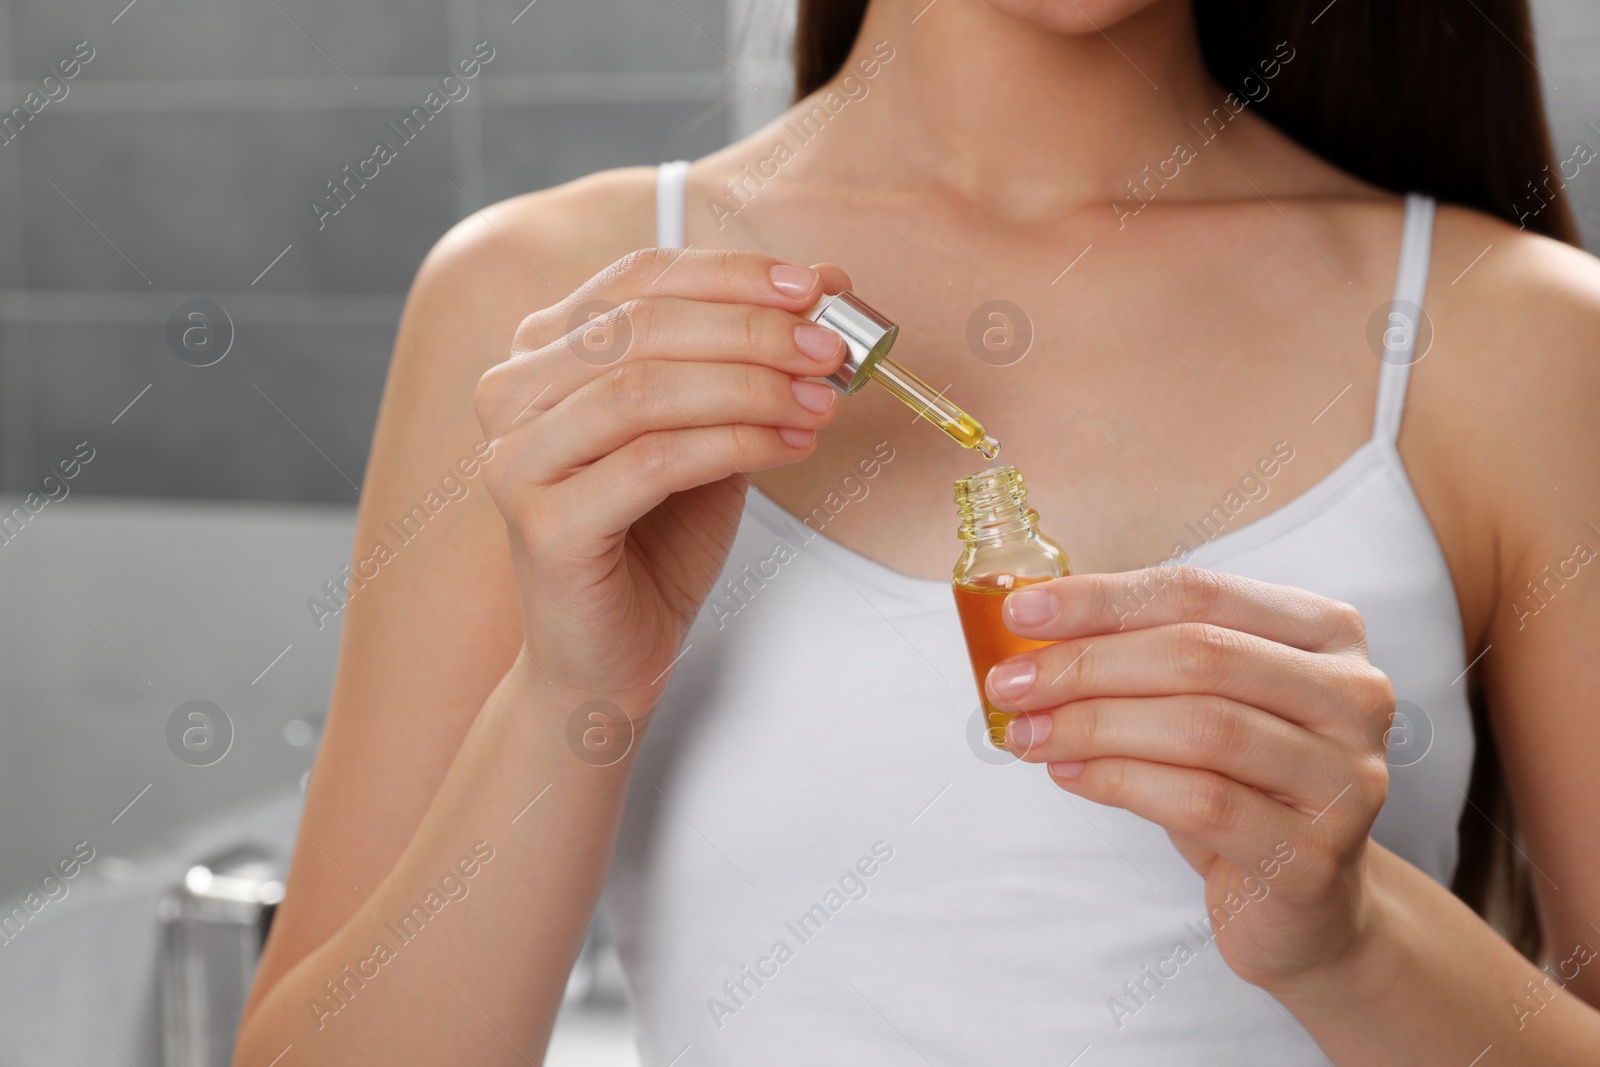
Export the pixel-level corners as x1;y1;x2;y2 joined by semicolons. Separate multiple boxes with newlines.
655;160;691;249
1372;193;1436;445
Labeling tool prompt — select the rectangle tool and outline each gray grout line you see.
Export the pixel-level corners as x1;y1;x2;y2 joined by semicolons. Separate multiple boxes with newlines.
0;289;405;326
0;72;729;112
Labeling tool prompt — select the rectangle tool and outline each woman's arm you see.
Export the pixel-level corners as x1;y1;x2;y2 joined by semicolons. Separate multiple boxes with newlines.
1272;843;1599;1064
234;660;641;1062
1274;225;1600;1064
236;172;652;1061
1469;231;1600;1012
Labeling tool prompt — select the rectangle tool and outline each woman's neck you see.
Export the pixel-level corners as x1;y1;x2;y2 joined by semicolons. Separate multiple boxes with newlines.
818;0;1249;220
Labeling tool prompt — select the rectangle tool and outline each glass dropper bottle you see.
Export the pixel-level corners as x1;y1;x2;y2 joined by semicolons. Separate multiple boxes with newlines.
805;292;1001;459
951;466;1071;749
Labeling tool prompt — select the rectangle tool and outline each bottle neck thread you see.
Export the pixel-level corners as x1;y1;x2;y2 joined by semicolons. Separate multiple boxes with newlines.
955;466;1039;542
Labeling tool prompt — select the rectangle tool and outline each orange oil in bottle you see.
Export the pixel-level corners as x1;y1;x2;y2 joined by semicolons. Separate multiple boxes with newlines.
953;577;1055;750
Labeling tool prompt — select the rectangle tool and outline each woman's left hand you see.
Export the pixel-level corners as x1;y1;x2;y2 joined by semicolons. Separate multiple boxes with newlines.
988;566;1395;992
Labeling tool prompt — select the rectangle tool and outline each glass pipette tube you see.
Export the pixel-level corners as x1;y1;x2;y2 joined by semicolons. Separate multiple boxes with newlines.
868;357;1002;459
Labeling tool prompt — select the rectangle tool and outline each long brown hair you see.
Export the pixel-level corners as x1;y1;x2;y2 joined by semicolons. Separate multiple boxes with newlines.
794;0;1577;958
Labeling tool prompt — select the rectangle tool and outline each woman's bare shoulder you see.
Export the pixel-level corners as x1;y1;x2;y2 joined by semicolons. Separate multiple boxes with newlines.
1411;204;1600;600
406;165;662;341
1426;203;1600;445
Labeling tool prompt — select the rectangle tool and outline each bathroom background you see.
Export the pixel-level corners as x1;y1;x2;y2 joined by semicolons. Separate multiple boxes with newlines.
0;1;1595;1064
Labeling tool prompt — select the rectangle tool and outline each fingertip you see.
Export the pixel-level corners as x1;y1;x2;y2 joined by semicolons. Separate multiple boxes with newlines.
1005;585;1059;630
789;379;838;416
986;658;1036;705
776;426;816;450
794;321;847;366
1006;712;1051;756
769;264;821;302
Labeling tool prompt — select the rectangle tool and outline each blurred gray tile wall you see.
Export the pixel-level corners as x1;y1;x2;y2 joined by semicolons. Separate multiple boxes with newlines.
0;0;1596;505
1531;0;1600;245
0;0;741;504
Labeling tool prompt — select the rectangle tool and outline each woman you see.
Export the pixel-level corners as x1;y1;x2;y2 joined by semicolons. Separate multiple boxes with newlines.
236;0;1600;1063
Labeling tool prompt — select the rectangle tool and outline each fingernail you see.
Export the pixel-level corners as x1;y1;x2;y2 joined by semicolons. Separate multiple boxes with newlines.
1006;586;1058;627
987;659;1036;700
770;264;819;297
1007;713;1051;753
794;322;842;363
790;379;836;414
1049;761;1085;780
777;427;815;448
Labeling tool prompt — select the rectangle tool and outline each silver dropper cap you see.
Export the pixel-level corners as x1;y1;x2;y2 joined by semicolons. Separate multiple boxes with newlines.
804;291;899;396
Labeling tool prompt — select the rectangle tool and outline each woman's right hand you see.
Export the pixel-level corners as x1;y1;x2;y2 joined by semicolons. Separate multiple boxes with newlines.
475;249;851;715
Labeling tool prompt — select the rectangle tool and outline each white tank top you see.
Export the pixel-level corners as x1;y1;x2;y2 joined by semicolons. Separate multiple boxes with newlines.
601;160;1471;1065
